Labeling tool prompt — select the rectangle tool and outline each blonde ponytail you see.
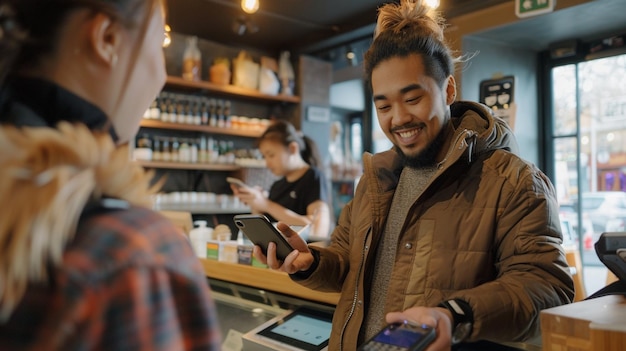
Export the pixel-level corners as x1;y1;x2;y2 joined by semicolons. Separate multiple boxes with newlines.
0;123;159;320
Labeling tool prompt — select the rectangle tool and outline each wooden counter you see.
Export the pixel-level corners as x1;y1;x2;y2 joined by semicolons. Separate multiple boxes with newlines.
200;259;340;306
541;295;626;351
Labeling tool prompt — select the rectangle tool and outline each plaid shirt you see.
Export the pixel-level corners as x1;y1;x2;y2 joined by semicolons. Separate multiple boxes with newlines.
0;204;221;350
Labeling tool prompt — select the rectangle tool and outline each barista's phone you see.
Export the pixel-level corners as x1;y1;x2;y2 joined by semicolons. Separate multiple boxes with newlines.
358;322;436;351
226;177;248;188
233;214;295;261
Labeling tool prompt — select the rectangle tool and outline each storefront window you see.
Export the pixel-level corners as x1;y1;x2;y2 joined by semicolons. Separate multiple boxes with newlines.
553;65;578;137
552;54;626;265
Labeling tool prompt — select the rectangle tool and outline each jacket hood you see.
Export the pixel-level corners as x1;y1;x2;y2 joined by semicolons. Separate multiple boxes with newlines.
0;123;157;320
450;101;519;157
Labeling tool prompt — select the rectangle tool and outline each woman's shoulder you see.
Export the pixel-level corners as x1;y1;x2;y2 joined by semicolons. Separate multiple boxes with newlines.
305;166;326;181
65;205;197;281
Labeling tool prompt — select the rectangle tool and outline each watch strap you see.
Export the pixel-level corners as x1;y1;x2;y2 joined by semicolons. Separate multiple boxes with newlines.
438;299;474;342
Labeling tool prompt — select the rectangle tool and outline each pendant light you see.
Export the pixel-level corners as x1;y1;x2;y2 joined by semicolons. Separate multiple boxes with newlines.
241;0;259;14
162;24;172;48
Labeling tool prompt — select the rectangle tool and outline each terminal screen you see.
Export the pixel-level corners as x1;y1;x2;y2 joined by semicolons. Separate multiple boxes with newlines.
257;307;333;351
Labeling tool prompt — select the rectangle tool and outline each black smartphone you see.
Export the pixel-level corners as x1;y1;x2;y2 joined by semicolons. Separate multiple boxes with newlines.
233;214;295;261
358;322;436;351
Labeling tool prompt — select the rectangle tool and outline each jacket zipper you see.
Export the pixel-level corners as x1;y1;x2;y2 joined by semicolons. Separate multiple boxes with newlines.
339;226;371;350
437;129;475;171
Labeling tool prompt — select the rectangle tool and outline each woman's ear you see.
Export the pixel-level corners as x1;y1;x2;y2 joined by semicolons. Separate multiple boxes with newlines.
86;13;122;68
288;141;300;155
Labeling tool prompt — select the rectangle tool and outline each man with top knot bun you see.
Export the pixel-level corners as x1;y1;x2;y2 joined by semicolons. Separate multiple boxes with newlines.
250;0;574;349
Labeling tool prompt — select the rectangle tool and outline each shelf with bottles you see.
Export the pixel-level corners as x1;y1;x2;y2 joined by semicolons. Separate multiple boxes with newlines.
142;91;273;137
165;75;300;104
135;158;266;171
154;204;250;215
135;160;239;171
153;192;250;214
177;35;298;104
132;133;265;171
139;119;264;138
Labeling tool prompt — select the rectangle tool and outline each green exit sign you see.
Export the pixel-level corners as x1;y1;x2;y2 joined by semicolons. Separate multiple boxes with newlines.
515;0;555;18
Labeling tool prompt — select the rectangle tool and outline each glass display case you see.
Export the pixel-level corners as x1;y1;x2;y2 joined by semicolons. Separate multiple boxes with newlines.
207;278;335;349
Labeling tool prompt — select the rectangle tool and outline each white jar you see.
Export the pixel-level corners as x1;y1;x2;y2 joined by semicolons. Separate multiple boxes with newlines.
188;220;213;259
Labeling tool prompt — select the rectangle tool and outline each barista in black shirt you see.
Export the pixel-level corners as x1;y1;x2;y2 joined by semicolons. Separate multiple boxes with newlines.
232;120;331;239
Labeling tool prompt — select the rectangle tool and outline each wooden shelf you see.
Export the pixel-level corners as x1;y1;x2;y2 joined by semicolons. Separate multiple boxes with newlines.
154;203;250;215
139;119;263;138
135;160;240;171
201;259;339;306
165;76;300;104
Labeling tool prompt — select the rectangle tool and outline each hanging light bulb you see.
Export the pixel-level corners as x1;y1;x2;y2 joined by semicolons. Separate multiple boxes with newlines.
346;47;357;66
424;0;440;9
162;24;172;48
241;0;259;14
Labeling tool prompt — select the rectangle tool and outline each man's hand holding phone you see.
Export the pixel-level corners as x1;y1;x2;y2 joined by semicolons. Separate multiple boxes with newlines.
256;222;315;274
358;321;436;351
384;306;454;351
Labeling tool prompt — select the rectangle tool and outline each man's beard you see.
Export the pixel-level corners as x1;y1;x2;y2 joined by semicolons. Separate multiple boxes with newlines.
395;127;447;169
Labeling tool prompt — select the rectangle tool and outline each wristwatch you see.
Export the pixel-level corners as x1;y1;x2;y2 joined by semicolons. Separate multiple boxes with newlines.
439;299;474;345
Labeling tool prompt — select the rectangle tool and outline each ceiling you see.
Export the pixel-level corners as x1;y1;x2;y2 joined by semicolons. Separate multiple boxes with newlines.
166;0;511;55
166;0;626;69
471;0;626;52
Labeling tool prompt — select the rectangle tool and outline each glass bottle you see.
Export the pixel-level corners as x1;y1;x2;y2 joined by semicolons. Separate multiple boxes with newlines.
217;99;225;128
201;99;209;125
179;139;190;163
161;138;171;162
182;36;201;81
218;140;227;163
167;97;177;123
185;99;194;124
199;135;207;163
133;133;152;161
176;98;186;124
160;94;170;122
192;99;202;125
209;99;217;127
153;136;162;161
279;51;295;96
171;137;180;162
207;136;216;163
190;138;199;163
224;100;232;128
